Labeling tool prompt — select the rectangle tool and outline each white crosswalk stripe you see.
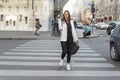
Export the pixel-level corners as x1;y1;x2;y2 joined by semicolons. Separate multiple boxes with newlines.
4;52;101;56
10;49;96;53
0;61;114;67
0;40;117;77
1;70;120;76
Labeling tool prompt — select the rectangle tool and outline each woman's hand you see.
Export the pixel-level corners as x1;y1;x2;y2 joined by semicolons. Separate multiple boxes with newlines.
76;40;79;44
74;40;79;44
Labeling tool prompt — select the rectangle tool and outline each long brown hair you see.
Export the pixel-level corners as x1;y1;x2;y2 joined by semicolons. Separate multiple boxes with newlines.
62;10;71;22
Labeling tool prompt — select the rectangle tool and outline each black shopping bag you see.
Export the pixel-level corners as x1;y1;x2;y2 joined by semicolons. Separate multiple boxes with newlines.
71;42;79;55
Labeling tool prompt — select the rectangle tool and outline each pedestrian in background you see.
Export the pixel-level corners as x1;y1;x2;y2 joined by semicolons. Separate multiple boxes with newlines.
35;19;42;35
58;10;79;71
82;22;91;38
73;19;77;28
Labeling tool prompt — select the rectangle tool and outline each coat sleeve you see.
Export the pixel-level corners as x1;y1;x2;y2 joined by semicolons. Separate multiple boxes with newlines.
58;19;63;30
71;21;79;41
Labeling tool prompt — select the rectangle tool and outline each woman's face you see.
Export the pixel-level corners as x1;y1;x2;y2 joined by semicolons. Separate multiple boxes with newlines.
64;11;69;21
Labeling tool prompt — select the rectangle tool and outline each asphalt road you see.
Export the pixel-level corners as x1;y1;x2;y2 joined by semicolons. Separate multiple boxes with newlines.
0;28;120;80
81;28;120;67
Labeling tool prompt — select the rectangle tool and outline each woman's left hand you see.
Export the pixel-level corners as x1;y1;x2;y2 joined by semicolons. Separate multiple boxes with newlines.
75;40;79;44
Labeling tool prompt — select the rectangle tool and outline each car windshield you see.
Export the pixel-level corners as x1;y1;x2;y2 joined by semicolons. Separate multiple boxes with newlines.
109;23;116;27
115;22;120;26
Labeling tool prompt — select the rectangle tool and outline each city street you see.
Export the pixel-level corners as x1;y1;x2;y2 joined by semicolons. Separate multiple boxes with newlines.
0;28;120;80
1;0;120;79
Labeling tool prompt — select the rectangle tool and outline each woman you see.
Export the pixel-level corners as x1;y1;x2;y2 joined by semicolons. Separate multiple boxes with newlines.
58;10;79;70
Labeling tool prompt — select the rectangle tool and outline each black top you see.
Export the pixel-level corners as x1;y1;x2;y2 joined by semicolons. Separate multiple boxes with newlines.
66;21;73;40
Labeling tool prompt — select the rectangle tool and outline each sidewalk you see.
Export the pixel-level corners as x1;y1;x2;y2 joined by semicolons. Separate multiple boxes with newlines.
0;29;100;40
0;31;38;40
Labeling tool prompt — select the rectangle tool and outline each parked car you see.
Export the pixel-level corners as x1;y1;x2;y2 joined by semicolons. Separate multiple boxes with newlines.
75;23;83;29
96;22;109;29
93;22;102;28
109;24;120;61
106;21;120;35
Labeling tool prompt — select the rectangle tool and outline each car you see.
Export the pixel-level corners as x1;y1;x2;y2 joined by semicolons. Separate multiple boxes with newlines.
96;22;109;29
93;22;102;28
106;21;120;35
76;23;83;29
109;24;120;61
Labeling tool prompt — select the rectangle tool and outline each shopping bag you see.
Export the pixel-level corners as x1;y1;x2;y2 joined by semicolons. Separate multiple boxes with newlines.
71;42;79;55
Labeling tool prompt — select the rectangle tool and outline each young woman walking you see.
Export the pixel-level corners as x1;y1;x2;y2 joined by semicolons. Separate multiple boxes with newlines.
58;10;79;70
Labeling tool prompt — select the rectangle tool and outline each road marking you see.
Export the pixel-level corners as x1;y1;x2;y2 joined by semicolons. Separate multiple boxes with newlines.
10;49;96;53
4;52;101;56
15;47;92;50
0;56;106;61
0;70;120;76
0;61;114;67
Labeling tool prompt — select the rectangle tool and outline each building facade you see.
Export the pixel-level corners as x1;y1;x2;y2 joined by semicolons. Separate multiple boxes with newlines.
95;0;120;22
0;0;54;31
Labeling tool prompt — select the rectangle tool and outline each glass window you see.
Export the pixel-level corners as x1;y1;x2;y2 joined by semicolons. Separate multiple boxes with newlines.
25;16;28;24
16;6;19;12
13;21;16;26
35;6;38;12
19;15;22;22
24;6;28;12
6;21;9;26
8;6;11;12
0;14;3;21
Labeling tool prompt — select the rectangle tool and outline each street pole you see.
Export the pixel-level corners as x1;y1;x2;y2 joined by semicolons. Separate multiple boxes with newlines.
91;0;95;34
83;0;84;22
32;0;34;31
115;0;117;21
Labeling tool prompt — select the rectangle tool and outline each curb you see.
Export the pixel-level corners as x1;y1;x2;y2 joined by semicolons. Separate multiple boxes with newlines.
0;37;38;40
78;35;100;39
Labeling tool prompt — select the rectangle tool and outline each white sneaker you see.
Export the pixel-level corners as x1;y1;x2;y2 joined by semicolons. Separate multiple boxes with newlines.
59;59;64;66
66;64;71;71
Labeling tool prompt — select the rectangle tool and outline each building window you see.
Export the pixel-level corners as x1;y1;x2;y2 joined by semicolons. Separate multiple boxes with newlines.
44;7;47;13
0;8;3;12
116;0;119;2
0;14;3;21
6;0;9;3
8;6;11;12
6;21;9;26
25;16;28;24
110;7;112;13
19;15;22;22
13;21;16;26
16;6;19;12
35;6;38;12
24;6;28;12
10;19;12;24
107;0;108;4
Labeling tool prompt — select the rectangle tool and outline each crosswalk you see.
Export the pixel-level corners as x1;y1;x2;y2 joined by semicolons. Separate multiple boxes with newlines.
0;40;120;77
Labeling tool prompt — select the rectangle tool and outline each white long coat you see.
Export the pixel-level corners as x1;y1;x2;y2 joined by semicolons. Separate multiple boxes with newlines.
58;19;78;42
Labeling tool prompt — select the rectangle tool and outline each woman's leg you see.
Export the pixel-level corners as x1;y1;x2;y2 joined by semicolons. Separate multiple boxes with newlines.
66;36;73;70
37;29;40;35
59;41;67;66
61;42;67;59
67;52;71;63
35;28;37;35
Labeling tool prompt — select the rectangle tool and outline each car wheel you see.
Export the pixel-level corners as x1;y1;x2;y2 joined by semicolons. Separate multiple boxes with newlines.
110;43;120;61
